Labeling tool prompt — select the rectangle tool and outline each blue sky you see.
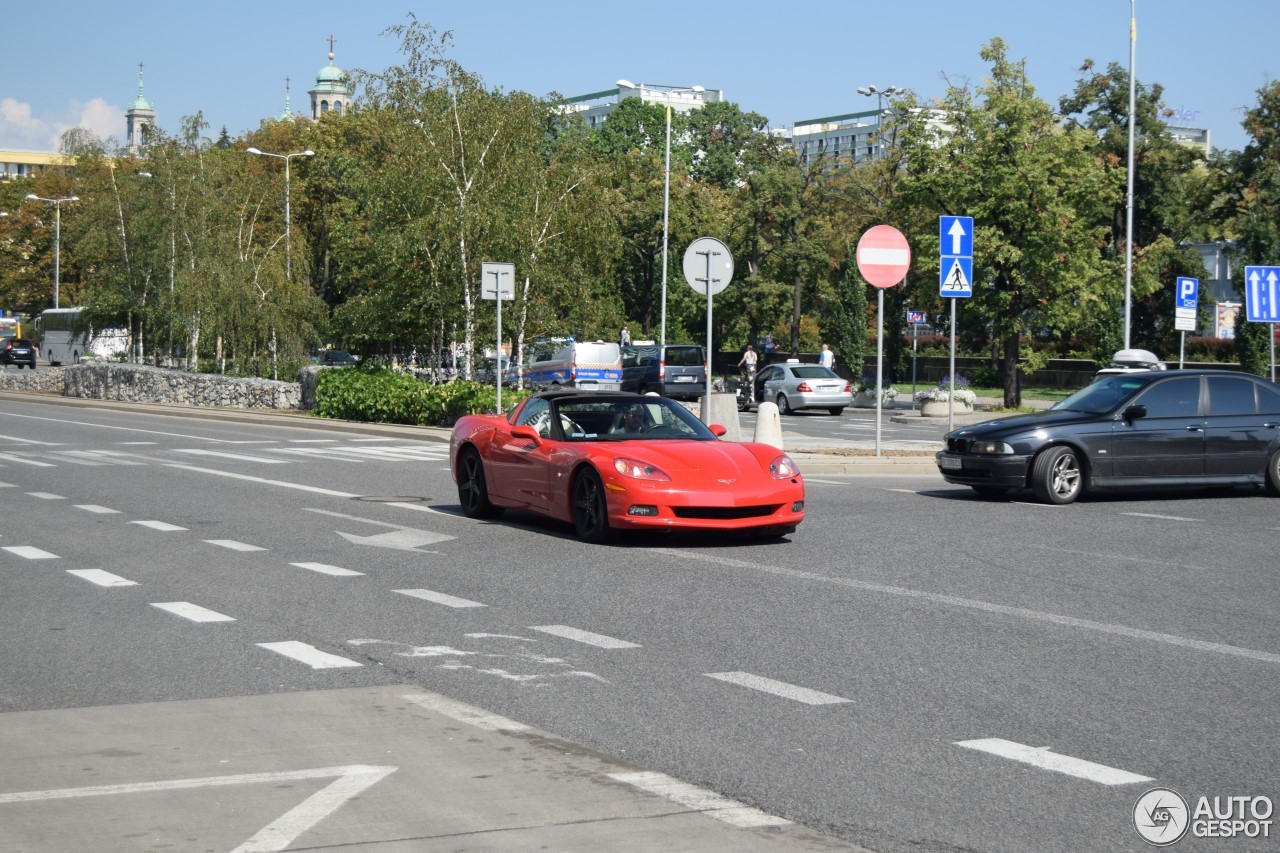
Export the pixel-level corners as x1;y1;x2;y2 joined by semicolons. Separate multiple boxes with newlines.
2;1;1272;154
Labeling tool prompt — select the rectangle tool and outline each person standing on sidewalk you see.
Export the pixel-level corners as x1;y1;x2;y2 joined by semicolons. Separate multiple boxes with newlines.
818;343;834;370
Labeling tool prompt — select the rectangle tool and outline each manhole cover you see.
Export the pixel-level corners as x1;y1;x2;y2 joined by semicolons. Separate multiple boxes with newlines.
352;496;426;503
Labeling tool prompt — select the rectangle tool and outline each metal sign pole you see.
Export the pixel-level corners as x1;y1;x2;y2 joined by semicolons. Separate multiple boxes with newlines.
702;249;714;424
948;298;957;433
875;289;884;456
495;272;503;414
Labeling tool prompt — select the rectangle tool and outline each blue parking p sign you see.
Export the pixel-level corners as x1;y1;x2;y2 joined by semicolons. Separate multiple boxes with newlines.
1176;276;1199;310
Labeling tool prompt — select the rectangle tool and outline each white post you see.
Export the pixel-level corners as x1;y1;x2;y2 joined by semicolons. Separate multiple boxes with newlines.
661;106;671;347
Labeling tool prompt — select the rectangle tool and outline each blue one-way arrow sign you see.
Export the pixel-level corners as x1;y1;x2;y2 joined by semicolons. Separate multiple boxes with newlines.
1245;265;1280;322
939;215;973;298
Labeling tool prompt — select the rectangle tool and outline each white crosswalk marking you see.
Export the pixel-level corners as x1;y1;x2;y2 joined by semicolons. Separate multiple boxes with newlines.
67;569;136;587
27;492;64;500
955;739;1153;785
292;562;364;577
3;546;59;560
396;589;486;608
204;539;266;552
132;520;188;532
529;625;640;648
705;671;851;705
258;641;361;669
75;504;121;514
151;601;236;622
175;449;290;464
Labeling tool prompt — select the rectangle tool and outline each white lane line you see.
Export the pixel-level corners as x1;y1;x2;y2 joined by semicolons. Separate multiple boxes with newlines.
607;771;791;829
257;641;361;669
117;441;159;445
53;450;148;466
885;488;918;493
705;671;851;705
0;453;54;467
804;478;849;485
132;520;188;532
402;693;529;732
174;449;290;464
652;547;1280;667
0;481;14;488
529;625;640;649
2;545;59;559
75;504;121;514
42;452;106;466
0;436;59;445
67;569;137;587
1123;512;1200;522
286;439;338;443
204;539;266;552
955;739;1153;786
396;589;486;608
350;437;396;442
291;562;365;577
165;464;359;497
151;601;236;622
26;492;64;500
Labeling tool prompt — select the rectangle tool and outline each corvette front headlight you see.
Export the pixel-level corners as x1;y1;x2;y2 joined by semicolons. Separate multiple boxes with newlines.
770;454;800;478
970;440;1014;455
613;458;671;481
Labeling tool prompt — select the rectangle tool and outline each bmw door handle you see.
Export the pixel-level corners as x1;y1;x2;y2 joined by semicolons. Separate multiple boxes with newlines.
1264;422;1280;429
1185;425;1204;432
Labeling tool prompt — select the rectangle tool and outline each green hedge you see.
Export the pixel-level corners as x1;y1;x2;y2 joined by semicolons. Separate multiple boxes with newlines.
313;367;527;426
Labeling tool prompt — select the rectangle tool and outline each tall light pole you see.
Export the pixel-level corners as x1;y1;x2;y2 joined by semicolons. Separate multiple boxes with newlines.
856;85;905;160
25;194;79;308
246;147;314;280
1123;1;1137;350
617;80;703;347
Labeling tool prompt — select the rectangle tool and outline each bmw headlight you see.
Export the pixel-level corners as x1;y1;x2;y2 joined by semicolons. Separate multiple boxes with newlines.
969;440;1014;455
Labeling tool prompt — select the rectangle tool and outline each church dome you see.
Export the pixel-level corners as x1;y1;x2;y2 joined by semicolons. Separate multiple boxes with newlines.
314;52;347;91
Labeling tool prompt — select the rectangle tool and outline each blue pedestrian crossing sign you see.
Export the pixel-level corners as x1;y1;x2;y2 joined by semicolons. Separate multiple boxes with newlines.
939;215;973;298
1245;265;1280;322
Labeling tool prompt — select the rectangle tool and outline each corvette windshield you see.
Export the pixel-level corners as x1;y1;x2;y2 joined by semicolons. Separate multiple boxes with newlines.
1053;375;1150;413
554;397;716;441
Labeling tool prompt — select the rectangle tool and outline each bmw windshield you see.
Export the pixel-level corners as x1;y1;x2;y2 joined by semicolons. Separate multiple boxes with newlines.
1051;374;1152;414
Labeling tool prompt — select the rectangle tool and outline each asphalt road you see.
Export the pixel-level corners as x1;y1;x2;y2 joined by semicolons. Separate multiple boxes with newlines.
1;395;1277;852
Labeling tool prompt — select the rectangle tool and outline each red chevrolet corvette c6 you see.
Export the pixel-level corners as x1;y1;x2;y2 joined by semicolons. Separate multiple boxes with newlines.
449;391;805;542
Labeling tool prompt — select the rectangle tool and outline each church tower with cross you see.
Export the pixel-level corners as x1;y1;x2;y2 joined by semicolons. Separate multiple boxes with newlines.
126;63;155;153
309;36;350;119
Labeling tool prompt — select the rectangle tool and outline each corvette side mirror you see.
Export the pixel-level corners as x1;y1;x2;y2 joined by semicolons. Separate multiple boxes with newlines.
708;424;727;437
511;425;541;443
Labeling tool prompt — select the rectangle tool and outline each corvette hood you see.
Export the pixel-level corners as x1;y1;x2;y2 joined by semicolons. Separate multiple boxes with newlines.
606;440;779;480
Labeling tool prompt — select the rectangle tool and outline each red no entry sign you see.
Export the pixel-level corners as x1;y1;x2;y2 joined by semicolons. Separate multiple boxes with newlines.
856;225;911;288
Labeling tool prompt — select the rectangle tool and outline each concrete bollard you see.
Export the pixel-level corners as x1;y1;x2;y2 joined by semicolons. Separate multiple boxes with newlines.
753;401;783;449
702;392;744;442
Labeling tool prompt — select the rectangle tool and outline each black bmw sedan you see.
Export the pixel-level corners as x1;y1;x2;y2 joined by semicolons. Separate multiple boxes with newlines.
935;369;1280;504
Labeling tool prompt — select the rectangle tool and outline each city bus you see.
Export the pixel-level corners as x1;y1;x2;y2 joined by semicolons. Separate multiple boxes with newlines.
35;308;128;366
0;315;21;342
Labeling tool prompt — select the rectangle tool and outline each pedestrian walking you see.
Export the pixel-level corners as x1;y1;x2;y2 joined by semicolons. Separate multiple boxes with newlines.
620;325;631;346
819;343;834;370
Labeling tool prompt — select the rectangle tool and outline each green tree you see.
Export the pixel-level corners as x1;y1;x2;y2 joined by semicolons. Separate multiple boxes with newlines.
893;39;1117;406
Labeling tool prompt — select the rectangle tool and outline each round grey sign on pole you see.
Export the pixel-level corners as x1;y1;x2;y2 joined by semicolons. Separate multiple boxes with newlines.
683;237;733;296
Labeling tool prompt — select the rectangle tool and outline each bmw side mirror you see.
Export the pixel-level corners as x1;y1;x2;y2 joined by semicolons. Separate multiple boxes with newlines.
1122;404;1147;422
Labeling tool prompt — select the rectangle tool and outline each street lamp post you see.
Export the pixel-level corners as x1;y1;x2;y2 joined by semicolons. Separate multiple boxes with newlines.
856;85;905;160
1123;0;1137;350
246;147;314;280
616;80;703;347
25;194;79;309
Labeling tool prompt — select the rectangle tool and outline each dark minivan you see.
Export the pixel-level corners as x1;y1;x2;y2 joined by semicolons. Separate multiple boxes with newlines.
621;344;706;400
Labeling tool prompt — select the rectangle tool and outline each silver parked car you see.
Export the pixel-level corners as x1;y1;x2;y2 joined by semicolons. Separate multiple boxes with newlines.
754;360;852;415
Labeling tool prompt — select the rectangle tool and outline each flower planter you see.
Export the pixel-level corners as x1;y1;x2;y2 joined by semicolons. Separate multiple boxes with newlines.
920;400;972;417
853;391;877;408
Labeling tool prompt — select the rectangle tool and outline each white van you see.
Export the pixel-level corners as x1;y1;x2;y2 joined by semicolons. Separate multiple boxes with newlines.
523;340;623;391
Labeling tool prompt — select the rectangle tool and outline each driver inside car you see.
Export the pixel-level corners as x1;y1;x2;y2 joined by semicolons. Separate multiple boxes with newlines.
611;404;650;434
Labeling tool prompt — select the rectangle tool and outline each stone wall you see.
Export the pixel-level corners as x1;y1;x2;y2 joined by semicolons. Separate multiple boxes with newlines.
0;363;302;410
